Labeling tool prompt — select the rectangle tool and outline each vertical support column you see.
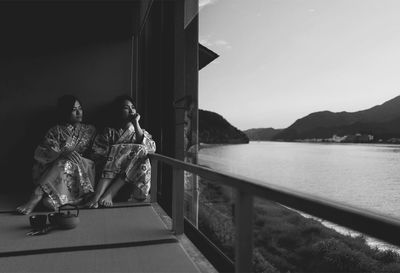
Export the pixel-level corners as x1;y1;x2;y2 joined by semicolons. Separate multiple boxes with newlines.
150;156;158;203
191;15;199;227
172;168;184;234
184;14;199;227
172;0;186;235
131;35;139;102
235;190;254;273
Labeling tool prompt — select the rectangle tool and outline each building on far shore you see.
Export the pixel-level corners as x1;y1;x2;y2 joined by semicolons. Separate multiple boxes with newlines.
343;134;374;143
297;133;375;143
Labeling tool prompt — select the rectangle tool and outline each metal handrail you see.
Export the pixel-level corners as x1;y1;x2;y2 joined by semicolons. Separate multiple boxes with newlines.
149;153;400;272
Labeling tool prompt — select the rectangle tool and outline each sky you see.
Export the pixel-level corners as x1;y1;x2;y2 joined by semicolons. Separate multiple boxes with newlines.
198;0;400;130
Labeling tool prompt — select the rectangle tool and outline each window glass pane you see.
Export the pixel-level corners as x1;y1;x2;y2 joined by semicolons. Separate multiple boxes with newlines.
198;0;400;272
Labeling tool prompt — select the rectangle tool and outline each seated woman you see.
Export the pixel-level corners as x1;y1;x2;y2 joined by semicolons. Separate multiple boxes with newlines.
16;95;96;214
87;95;156;208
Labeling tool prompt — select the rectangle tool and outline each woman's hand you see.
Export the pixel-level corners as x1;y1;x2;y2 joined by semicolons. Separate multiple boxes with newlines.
130;113;144;143
61;151;82;165
130;113;141;124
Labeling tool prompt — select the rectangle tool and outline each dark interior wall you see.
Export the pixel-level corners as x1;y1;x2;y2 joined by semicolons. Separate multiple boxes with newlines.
0;2;137;192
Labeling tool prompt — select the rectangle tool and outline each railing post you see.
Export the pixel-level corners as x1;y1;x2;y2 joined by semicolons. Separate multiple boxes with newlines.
173;168;185;235
192;175;199;227
150;156;158;203
235;190;254;273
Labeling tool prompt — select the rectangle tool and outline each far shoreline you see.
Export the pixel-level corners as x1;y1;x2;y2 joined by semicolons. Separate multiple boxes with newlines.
248;140;400;146
199;141;400;149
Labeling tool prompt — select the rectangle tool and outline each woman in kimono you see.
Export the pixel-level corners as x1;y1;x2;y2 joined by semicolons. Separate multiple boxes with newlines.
87;95;156;208
16;95;96;214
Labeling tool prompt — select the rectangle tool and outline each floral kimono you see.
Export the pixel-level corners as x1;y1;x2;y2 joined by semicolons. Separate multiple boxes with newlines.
33;123;96;209
92;125;156;200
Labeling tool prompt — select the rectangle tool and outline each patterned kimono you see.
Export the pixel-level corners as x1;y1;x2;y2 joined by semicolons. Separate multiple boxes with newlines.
33;123;96;209
92;125;156;200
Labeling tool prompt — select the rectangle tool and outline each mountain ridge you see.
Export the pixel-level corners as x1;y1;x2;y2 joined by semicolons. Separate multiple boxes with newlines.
244;127;283;141
274;95;400;141
199;109;249;144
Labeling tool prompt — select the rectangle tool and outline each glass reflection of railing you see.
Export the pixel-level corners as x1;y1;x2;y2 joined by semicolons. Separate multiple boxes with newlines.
149;153;400;273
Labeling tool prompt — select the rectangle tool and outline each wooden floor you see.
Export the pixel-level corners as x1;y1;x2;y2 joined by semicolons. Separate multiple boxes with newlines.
0;194;201;273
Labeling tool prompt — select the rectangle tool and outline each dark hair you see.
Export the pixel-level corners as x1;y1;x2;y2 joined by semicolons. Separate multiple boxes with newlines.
57;95;81;123
112;95;135;110
111;95;135;126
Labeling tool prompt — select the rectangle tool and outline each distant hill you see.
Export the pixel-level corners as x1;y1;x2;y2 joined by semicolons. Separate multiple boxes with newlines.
274;95;400;141
199;109;249;144
244;128;283;141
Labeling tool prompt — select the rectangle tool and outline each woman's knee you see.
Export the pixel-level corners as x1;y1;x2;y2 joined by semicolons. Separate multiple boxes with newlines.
53;158;78;171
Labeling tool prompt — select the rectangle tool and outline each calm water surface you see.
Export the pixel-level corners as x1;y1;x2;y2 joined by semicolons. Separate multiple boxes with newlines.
198;141;400;219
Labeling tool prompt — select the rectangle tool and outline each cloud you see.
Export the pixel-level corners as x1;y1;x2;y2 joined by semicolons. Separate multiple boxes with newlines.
199;35;232;49
215;39;232;49
199;37;214;47
215;40;228;46
199;0;218;10
200;37;232;50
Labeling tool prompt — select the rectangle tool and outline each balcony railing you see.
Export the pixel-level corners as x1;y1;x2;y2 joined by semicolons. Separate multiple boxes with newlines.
149;153;400;273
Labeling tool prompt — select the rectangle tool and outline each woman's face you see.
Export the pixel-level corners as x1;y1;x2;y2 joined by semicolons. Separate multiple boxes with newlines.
69;100;83;125
121;100;136;121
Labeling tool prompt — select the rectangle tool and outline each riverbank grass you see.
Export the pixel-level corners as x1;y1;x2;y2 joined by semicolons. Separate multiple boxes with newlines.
197;182;400;272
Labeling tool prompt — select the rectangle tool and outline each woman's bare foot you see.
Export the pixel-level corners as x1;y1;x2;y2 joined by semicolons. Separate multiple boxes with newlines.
98;177;126;208
99;194;113;207
87;178;113;208
16;202;36;215
16;189;43;215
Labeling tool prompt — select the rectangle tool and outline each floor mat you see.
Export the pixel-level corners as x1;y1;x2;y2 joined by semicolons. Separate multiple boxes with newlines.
0;242;199;273
0;206;173;255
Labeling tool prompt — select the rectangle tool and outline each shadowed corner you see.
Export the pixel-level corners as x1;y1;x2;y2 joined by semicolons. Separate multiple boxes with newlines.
3;107;55;195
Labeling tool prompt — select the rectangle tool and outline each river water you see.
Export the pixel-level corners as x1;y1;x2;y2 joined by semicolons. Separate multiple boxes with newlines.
198;141;400;219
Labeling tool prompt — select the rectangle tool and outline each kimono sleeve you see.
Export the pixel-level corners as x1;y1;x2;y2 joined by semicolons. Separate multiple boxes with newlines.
33;126;62;164
141;129;156;153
